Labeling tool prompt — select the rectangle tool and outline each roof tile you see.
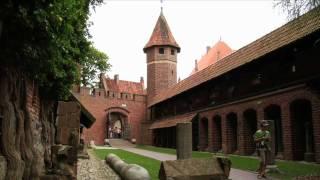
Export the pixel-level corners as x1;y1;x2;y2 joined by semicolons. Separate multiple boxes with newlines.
105;77;145;95
144;12;180;52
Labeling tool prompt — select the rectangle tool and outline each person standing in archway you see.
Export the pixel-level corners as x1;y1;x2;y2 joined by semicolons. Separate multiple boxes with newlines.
254;120;271;179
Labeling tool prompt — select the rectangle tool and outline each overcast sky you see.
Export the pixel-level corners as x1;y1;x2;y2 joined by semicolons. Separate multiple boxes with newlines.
89;0;288;83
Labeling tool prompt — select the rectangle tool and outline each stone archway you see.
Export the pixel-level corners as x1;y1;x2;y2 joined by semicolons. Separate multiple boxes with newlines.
199;117;209;150
290;99;315;161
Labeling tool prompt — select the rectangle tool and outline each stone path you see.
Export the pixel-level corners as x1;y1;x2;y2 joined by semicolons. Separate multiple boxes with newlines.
77;149;120;180
108;139;265;180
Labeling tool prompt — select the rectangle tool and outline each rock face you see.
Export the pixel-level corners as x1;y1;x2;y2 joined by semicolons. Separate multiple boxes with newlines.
106;153;151;180
0;67;80;179
159;157;231;180
0;68;55;179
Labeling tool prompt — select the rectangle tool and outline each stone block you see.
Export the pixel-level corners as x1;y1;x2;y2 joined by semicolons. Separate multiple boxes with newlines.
159;157;231;180
176;122;192;160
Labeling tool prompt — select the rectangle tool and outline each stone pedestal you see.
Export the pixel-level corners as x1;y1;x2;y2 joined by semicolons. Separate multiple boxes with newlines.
159;157;231;180
266;120;280;173
176;123;192;160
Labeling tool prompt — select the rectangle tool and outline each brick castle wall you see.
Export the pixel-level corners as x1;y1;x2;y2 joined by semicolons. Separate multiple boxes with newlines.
75;88;146;145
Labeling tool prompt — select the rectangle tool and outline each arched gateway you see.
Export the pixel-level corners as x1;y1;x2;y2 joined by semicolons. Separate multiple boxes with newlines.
106;107;130;139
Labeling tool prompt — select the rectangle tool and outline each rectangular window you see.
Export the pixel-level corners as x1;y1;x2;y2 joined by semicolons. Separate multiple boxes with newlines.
171;49;175;55
159;48;164;54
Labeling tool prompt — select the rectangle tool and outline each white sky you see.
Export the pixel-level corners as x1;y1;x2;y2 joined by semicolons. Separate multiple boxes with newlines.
89;0;287;84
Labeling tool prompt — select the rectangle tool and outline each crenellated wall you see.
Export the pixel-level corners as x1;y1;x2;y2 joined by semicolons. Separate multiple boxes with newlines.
73;87;147;145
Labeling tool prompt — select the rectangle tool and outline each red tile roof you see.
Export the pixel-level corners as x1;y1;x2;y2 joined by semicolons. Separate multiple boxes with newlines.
191;41;233;75
148;7;320;107
104;76;145;95
149;112;197;129
143;12;180;52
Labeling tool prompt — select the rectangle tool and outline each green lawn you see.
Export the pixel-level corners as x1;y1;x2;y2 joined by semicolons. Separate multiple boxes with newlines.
136;145;320;180
94;149;161;180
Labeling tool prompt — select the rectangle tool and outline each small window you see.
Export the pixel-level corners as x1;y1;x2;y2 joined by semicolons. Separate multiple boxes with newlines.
159;48;164;54
171;49;175;55
171;70;174;75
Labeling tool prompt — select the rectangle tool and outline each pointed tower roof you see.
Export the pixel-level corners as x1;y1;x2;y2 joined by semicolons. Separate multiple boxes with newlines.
144;12;180;52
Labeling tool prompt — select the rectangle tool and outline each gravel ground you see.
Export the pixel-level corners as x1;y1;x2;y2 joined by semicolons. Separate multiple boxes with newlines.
77;149;121;180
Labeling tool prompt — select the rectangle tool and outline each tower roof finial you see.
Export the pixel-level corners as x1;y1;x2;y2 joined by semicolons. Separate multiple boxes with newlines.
160;0;163;13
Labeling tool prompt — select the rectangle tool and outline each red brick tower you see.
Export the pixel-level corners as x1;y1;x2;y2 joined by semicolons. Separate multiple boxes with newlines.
144;12;180;101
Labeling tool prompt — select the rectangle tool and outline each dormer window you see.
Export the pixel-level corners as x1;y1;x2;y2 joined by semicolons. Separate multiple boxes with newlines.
171;49;175;55
159;48;164;54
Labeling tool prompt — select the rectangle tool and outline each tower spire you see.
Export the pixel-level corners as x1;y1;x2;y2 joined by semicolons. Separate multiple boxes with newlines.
160;0;163;13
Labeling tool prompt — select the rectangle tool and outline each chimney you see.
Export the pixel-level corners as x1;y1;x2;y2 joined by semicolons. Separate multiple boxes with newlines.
99;73;105;88
206;46;210;54
114;74;119;84
140;76;144;89
194;59;198;71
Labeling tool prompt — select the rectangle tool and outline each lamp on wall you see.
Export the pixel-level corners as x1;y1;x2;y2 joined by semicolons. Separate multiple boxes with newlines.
291;64;296;72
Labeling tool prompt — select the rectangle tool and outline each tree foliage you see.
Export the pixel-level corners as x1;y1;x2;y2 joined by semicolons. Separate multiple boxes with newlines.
275;0;320;19
0;0;110;99
81;46;110;87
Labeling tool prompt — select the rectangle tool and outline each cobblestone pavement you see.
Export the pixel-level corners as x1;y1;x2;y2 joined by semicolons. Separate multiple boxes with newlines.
77;150;121;180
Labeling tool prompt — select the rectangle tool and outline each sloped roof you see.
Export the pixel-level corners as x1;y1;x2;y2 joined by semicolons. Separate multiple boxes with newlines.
191;41;233;75
143;12;180;52
105;77;145;95
70;93;96;128
148;7;320;107
149;112;197;129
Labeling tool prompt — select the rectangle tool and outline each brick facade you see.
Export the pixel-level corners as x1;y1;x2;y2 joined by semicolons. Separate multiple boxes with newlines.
73;87;146;145
196;86;320;162
146;46;178;101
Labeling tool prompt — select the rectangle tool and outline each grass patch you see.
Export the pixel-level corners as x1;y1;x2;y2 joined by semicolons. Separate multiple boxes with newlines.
94;149;161;180
136;145;320;179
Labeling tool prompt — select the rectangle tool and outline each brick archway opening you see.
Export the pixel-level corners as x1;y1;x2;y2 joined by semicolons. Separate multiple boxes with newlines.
264;105;283;158
290;99;315;161
192;118;199;151
226;113;238;153
199;117;209;151
107;112;129;139
243;109;257;155
212;115;222;152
